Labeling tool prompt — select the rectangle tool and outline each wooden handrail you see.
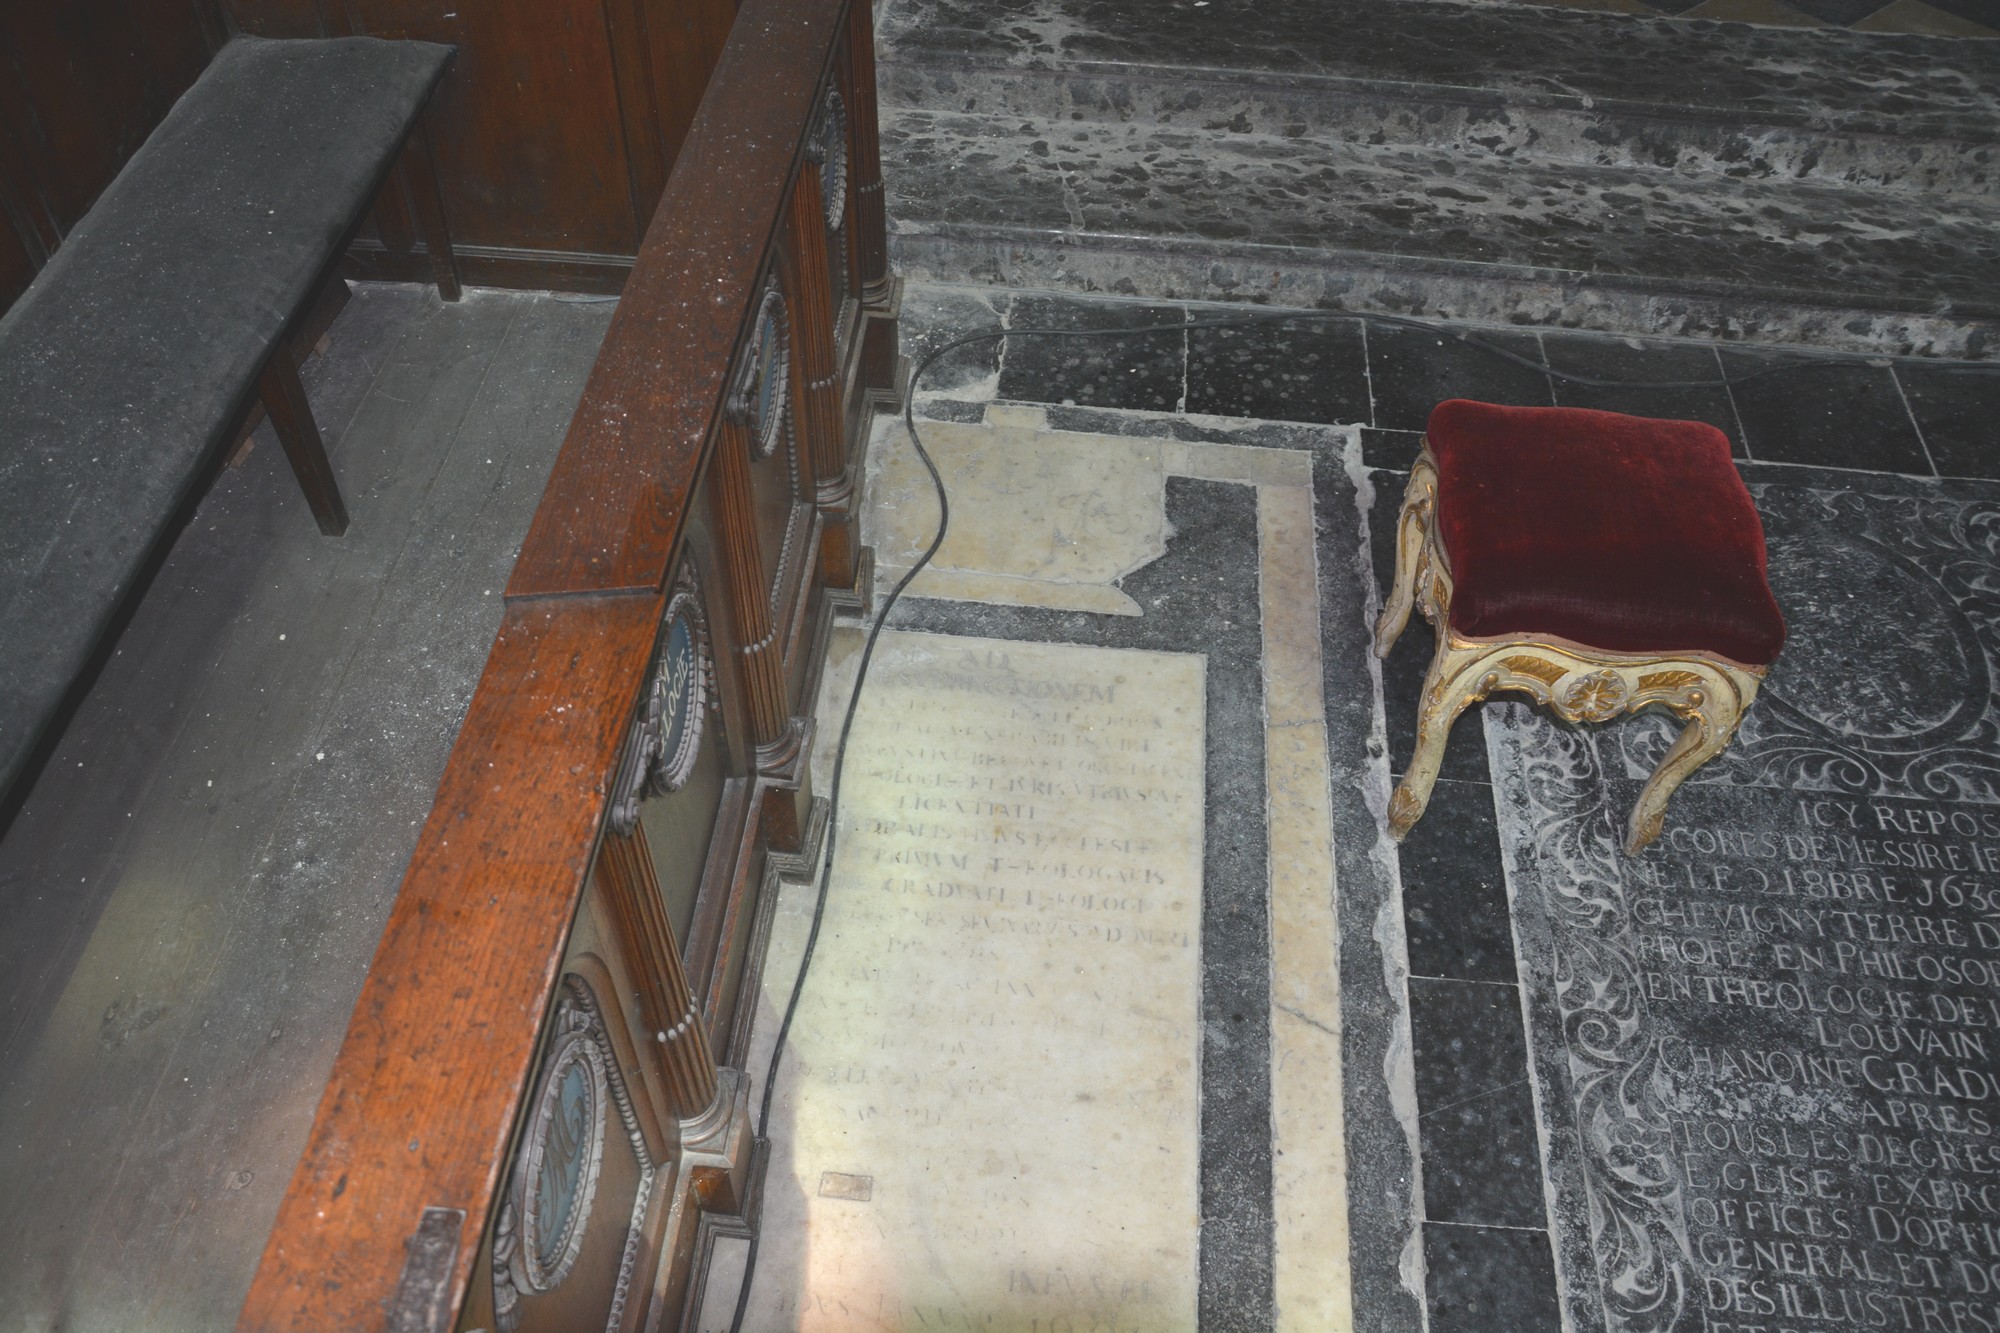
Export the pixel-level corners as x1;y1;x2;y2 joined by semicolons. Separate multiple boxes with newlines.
235;0;892;1325
508;0;876;600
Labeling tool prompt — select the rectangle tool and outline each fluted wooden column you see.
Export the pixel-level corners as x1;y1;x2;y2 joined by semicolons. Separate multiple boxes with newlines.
842;3;889;307
782;166;859;589
598;826;717;1121
710;416;796;768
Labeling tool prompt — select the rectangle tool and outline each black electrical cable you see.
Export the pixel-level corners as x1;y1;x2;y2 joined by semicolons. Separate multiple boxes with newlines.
723;306;1996;1331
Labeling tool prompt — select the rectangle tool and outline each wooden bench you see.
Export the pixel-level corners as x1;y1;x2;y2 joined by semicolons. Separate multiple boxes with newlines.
0;35;459;820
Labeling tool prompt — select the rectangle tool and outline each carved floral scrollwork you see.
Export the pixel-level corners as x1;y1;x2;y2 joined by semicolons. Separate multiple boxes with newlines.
1501;712;1694;1333
1616;486;2000;806
608;565;715;838
1561;669;1629;724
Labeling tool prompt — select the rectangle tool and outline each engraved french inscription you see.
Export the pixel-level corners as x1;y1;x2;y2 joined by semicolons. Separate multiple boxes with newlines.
1641;790;2000;1333
1494;714;2000;1333
747;632;1205;1332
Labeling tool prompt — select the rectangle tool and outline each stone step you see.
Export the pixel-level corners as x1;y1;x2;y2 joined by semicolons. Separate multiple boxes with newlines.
876;0;2000;357
878;0;2000;197
881;106;2000;358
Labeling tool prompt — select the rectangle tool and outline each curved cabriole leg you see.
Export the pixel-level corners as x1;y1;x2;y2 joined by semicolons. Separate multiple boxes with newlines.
1389;640;1493;840
1373;458;1434;659
1624;672;1755;854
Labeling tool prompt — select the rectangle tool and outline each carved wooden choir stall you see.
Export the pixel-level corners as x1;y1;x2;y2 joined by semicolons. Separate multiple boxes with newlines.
187;0;895;1327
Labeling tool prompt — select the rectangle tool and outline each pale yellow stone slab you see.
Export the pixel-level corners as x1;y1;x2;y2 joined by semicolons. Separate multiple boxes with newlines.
800;406;1362;1330
1258;476;1354;1329
1259;484;1328;729
1273;996;1352;1331
886;566;1149;616
1161;439;1313;488
747;631;1206;1332
867;411;1166;615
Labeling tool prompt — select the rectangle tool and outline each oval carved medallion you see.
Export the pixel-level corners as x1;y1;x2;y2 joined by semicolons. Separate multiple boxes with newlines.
729;281;790;461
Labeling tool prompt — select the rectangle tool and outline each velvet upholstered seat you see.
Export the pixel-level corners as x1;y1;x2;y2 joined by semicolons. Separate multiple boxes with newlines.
1428;399;1785;665
1376;399;1786;853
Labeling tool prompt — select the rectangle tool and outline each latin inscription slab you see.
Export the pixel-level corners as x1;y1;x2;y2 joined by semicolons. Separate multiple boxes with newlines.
747;631;1205;1332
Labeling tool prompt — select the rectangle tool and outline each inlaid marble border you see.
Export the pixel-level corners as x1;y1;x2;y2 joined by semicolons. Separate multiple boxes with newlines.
1314;440;1431;1333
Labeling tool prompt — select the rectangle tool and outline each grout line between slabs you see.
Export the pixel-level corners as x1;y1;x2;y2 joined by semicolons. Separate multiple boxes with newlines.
1407;973;1520;988
1714;344;1755;461
1358;316;1379;430
1888;364;1941;478
1423;1219;1555;1235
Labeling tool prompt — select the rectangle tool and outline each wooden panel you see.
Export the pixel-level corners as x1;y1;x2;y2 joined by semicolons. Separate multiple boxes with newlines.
505;0;847;597
0;227;35;313
0;0;224;312
646;0;738;178
0;0;738;311
229;0;636;254
0;131;45;311
603;0;671;232
228;0;740;284
360;0;642;254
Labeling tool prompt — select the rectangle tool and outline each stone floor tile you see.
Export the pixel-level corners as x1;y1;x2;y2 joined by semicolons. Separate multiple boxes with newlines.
997;292;1187;412
1361;427;1423;472
1895;360;2000;479
1722;349;1932;473
1782;0;1885;22
1398;780;1516;984
1542;330;1746;452
1851;0;2000;31
1423;1224;1562;1333
1365;323;1554;434
901;283;1009;400
1186;315;1371;426
1409;978;1547;1229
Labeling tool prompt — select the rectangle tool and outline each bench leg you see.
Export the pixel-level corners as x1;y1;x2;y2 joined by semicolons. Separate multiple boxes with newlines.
401;122;462;303
257;354;349;536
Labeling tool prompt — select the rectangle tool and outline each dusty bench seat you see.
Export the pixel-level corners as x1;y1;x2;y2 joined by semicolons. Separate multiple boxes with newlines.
0;35;457;817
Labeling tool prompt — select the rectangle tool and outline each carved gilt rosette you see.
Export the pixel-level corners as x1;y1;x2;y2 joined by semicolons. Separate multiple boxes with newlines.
607;565;715;838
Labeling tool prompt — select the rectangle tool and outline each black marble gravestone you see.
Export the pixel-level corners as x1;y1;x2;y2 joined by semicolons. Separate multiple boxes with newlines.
1490;480;2000;1333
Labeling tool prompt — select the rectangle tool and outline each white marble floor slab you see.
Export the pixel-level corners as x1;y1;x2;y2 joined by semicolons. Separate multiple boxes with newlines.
742;631;1207;1332
706;396;1358;1332
867;403;1168;615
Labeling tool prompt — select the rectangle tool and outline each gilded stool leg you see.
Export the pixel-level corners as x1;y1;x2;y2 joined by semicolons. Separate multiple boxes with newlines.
1624;669;1757;855
1373;453;1436;659
1388;639;1493;839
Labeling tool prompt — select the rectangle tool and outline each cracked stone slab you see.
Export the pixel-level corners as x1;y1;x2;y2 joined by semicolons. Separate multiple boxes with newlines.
884;107;2000;357
878;0;2000;147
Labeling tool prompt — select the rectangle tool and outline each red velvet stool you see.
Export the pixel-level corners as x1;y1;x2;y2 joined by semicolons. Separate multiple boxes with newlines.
1375;399;1786;853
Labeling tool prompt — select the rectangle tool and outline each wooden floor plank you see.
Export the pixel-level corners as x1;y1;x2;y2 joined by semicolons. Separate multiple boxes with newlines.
0;285;609;1330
